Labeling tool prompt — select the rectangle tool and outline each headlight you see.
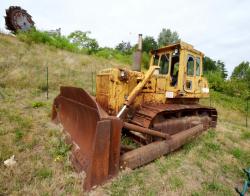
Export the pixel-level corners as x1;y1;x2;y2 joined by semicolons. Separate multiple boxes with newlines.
119;69;129;82
120;70;125;77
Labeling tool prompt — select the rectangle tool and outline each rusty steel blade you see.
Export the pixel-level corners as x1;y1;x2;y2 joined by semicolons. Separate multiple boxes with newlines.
52;87;122;190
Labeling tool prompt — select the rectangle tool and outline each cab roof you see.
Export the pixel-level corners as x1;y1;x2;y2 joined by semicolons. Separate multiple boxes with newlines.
150;41;204;56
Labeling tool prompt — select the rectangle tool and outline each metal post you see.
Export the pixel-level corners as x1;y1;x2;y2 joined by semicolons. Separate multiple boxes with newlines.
46;66;49;99
246;99;249;128
92;71;94;95
209;95;211;107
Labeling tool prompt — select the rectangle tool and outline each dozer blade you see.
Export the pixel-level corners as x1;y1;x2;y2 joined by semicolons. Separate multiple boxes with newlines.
52;87;123;190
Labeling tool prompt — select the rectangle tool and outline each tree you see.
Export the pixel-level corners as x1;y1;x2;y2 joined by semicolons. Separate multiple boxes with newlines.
231;61;250;80
203;56;217;74
157;28;180;47
216;60;228;80
115;41;132;54
68;30;99;54
142;36;158;53
205;71;225;92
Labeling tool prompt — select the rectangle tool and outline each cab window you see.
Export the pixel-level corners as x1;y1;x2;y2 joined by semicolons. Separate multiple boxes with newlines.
196;57;201;76
159;54;169;74
187;55;194;76
170;54;179;86
153;54;159;65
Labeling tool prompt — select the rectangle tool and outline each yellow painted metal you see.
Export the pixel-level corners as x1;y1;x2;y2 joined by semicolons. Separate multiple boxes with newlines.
96;41;210;115
125;65;159;106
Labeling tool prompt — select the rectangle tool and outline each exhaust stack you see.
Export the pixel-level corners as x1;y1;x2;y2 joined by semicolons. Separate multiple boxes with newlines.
132;34;142;72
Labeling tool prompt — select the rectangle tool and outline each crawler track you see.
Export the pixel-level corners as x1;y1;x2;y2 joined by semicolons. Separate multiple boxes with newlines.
128;103;217;143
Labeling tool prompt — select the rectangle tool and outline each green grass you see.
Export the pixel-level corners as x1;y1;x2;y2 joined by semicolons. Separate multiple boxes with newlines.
14;129;24;141
204;142;221;152
241;131;250;140
155;156;182;175
169;176;184;190
202;181;234;195
0;33;250;195
209;90;248;113
121;135;139;148
48;137;72;161
32;101;45;108
107;168;151;196
35;167;53;179
230;147;250;166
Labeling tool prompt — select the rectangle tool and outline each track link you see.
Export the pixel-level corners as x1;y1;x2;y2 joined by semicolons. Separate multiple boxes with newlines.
130;103;217;131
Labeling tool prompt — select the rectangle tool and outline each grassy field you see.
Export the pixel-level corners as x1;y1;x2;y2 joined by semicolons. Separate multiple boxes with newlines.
0;33;249;195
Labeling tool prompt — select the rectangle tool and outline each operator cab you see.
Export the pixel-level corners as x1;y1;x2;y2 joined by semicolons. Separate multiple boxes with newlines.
149;41;208;97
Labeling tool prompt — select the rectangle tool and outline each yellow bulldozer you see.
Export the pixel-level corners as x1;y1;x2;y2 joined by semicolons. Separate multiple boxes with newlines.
52;34;217;191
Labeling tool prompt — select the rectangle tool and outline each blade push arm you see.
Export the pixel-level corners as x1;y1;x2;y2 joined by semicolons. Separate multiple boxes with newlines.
117;65;159;118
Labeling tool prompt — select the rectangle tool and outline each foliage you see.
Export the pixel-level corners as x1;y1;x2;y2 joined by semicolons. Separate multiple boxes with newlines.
17;29;78;52
205;71;250;99
142;36;158;53
203;56;250;99
95;47;132;64
205;71;225;91
95;47;114;59
203;56;218;73
222;79;250;99
115;41;132;55
216;60;228;79
68;30;99;54
157;28;179;47
141;52;150;69
231;61;250;81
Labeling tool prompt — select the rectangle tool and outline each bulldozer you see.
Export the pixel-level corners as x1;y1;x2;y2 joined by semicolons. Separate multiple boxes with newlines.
52;34;217;191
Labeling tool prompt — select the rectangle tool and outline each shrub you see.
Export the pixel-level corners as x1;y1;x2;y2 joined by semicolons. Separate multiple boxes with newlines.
223;79;250;99
17;29;79;53
95;47;132;65
95;48;115;59
68;30;99;54
205;71;225;92
142;52;150;69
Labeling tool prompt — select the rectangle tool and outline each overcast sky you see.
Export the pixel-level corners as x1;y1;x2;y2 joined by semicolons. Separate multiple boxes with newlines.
1;0;250;75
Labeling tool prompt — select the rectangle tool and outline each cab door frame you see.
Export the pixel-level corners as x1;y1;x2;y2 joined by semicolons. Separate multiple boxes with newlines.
183;51;196;93
155;52;171;93
183;50;203;94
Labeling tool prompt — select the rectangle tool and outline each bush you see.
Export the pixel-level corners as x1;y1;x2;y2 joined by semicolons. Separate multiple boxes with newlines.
95;47;132;65
205;70;250;100
95;48;115;59
68;30;99;54
17;29;79;53
142;52;150;69
205;71;225;92
223;79;250;99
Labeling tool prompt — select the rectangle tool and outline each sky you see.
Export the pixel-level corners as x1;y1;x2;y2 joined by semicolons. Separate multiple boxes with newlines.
1;0;250;75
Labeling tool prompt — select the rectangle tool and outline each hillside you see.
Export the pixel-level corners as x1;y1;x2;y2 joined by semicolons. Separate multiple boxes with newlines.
0;33;249;195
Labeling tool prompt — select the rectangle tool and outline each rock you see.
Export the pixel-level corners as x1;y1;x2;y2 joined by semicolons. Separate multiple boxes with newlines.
4;155;16;167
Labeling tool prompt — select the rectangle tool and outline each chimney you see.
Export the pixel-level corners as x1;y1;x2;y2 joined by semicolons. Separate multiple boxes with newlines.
132;34;142;72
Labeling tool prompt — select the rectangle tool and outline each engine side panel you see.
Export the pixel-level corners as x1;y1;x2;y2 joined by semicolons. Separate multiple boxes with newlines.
96;67;210;116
